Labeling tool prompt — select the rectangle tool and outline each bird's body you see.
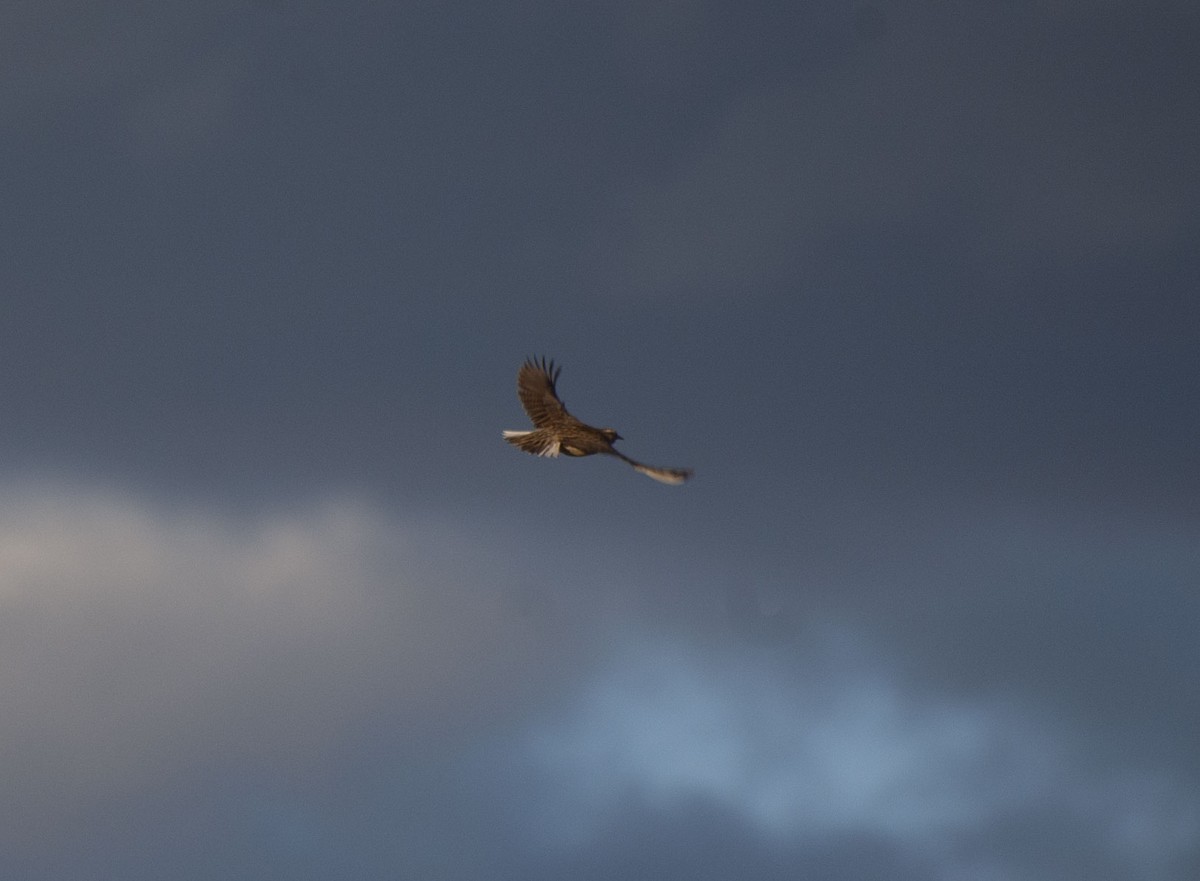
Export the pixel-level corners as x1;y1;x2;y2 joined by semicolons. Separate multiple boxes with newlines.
503;357;692;485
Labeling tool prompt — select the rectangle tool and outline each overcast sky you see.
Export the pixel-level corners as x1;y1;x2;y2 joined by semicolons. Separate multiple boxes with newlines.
3;2;1198;879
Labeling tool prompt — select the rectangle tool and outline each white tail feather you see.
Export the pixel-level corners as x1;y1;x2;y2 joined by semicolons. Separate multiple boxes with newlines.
503;430;560;458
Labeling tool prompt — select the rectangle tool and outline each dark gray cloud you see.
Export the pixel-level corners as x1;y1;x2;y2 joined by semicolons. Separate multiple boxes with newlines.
2;1;1198;879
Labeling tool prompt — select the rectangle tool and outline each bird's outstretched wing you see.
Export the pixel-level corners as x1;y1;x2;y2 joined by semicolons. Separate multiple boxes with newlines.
610;450;693;485
516;356;570;428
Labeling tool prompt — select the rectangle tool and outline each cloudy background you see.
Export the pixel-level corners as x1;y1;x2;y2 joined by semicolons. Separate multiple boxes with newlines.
3;1;1198;878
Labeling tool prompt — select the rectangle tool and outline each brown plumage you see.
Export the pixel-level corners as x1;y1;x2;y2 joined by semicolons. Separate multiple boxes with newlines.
503;356;693;485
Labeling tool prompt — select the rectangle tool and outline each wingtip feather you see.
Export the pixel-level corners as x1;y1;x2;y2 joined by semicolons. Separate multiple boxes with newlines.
633;464;693;485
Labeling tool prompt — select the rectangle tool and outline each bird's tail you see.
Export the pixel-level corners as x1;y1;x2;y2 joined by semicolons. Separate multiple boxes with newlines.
503;430;561;458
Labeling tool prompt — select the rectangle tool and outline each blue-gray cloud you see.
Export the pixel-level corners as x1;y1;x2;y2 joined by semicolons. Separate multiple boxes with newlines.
498;628;1197;878
2;1;1198;879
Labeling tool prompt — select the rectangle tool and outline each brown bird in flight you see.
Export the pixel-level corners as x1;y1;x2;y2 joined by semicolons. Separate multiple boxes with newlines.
503;357;693;485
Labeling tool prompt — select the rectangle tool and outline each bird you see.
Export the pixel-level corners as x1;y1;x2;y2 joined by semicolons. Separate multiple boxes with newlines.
503;356;693;485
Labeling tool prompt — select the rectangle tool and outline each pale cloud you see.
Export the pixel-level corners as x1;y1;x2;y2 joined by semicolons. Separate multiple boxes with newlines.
0;482;581;855
516;628;1199;877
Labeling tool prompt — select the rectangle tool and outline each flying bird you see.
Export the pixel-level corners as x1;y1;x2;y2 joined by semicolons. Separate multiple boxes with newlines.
503;356;693;485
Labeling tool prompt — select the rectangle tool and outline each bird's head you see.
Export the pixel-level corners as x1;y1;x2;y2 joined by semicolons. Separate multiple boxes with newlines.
601;428;622;443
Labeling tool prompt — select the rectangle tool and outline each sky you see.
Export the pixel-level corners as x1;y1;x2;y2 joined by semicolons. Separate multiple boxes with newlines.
2;1;1198;878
